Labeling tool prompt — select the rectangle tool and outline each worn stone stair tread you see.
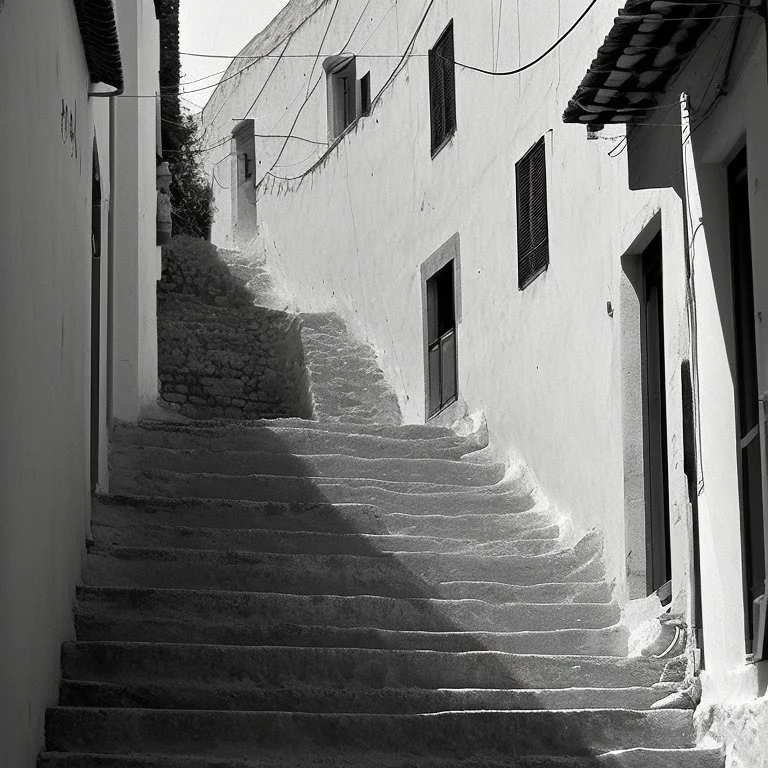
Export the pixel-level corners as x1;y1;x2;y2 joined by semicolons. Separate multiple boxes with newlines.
76;605;628;655
38;751;603;767
113;421;482;459
92;523;560;556
82;550;608;603
61;642;669;690
138;417;457;440
44;707;695;755
76;615;630;656
110;446;506;486
59;679;670;712
597;747;724;766
93;497;557;539
108;468;540;512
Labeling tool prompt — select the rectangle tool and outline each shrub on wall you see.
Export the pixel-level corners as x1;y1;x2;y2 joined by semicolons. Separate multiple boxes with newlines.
158;0;213;239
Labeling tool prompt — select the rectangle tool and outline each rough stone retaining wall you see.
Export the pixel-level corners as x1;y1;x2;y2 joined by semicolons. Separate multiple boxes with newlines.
158;238;312;420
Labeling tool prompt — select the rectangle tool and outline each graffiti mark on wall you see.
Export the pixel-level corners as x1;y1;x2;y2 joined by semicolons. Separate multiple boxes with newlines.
60;100;78;160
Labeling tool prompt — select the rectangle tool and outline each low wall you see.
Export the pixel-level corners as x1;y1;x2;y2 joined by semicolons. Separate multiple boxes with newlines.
158;238;312;420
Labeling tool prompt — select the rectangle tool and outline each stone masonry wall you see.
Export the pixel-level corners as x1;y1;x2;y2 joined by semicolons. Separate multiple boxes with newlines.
158;238;312;420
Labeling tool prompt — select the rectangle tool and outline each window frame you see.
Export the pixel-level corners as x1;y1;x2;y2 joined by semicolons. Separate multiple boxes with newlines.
516;136;550;290
428;20;457;158
421;234;462;419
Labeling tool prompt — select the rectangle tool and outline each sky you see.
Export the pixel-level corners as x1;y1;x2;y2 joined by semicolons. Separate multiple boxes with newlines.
179;0;291;111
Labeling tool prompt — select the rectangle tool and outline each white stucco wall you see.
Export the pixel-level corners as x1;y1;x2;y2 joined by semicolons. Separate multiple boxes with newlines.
112;0;161;422
0;1;162;763
200;0;678;589
0;1;110;764
628;10;768;694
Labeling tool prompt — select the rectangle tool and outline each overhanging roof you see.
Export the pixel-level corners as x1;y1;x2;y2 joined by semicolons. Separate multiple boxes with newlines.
72;0;123;90
563;0;733;125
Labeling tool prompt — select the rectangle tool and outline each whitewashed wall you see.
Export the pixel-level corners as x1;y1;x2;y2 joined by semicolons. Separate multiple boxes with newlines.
200;0;768;751
628;20;768;760
0;1;161;763
0;2;109;764
112;0;162;422
200;0;682;593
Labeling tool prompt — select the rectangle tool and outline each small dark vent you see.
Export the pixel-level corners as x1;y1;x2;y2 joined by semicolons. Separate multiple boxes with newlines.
428;21;456;155
516;137;549;290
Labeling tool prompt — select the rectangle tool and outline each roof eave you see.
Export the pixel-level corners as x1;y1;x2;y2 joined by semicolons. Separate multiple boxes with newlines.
72;0;124;92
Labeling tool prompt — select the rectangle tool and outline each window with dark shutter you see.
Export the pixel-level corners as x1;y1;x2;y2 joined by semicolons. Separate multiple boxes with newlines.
428;21;456;156
516;137;549;290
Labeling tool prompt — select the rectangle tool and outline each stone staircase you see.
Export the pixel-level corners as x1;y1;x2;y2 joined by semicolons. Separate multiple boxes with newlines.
37;242;723;767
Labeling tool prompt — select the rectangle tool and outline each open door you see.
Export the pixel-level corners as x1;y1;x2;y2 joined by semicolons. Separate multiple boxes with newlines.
643;233;672;599
728;147;767;658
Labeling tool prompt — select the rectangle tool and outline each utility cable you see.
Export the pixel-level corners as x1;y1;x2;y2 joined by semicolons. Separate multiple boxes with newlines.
259;0;379;187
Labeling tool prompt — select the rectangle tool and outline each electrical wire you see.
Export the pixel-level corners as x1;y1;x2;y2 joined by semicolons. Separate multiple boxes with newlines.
260;0;382;188
305;0;342;98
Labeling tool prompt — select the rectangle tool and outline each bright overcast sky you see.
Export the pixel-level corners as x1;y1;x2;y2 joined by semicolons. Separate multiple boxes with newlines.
179;0;291;111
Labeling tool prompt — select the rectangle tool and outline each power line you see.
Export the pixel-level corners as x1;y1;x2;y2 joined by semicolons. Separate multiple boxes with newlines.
258;0;378;189
266;0;439;184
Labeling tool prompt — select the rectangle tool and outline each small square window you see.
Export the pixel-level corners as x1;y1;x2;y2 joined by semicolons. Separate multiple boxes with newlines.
428;21;456;156
516;137;549;289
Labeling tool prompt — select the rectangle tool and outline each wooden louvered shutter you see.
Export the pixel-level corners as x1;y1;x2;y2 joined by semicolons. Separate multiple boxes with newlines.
429;22;456;154
516;137;549;289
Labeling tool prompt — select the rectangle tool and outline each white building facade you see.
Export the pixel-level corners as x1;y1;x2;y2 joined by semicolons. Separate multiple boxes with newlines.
0;1;162;763
199;0;768;762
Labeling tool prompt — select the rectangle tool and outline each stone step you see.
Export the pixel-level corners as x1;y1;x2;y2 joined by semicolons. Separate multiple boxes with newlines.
82;546;606;598
44;707;694;757
93;497;557;540
137;417;456;440
59;680;669;713
598;748;724;767
34;751;602;767
61;642;670;690
108;470;538;515
112;420;482;459
93;522;559;557
109;446;507;486
75;588;627;655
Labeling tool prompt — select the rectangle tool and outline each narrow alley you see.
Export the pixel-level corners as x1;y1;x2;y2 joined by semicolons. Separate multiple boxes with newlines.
39;241;721;766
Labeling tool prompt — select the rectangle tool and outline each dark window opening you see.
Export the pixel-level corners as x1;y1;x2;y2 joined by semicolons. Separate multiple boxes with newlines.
642;233;671;598
360;72;371;117
426;260;457;416
516;137;549;289
232;120;255;186
428;21;456;156
326;57;357;139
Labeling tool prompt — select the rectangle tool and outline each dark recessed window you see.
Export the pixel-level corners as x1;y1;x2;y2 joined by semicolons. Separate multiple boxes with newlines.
426;260;458;416
516;137;549;289
360;72;371;116
326;57;357;139
428;21;456;156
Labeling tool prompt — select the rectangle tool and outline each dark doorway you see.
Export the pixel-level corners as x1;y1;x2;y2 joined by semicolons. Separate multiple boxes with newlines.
643;233;672;597
90;141;102;492
426;260;457;417
728;147;766;657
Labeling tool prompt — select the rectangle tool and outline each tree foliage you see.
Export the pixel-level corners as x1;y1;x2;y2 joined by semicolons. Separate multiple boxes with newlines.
157;0;213;239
